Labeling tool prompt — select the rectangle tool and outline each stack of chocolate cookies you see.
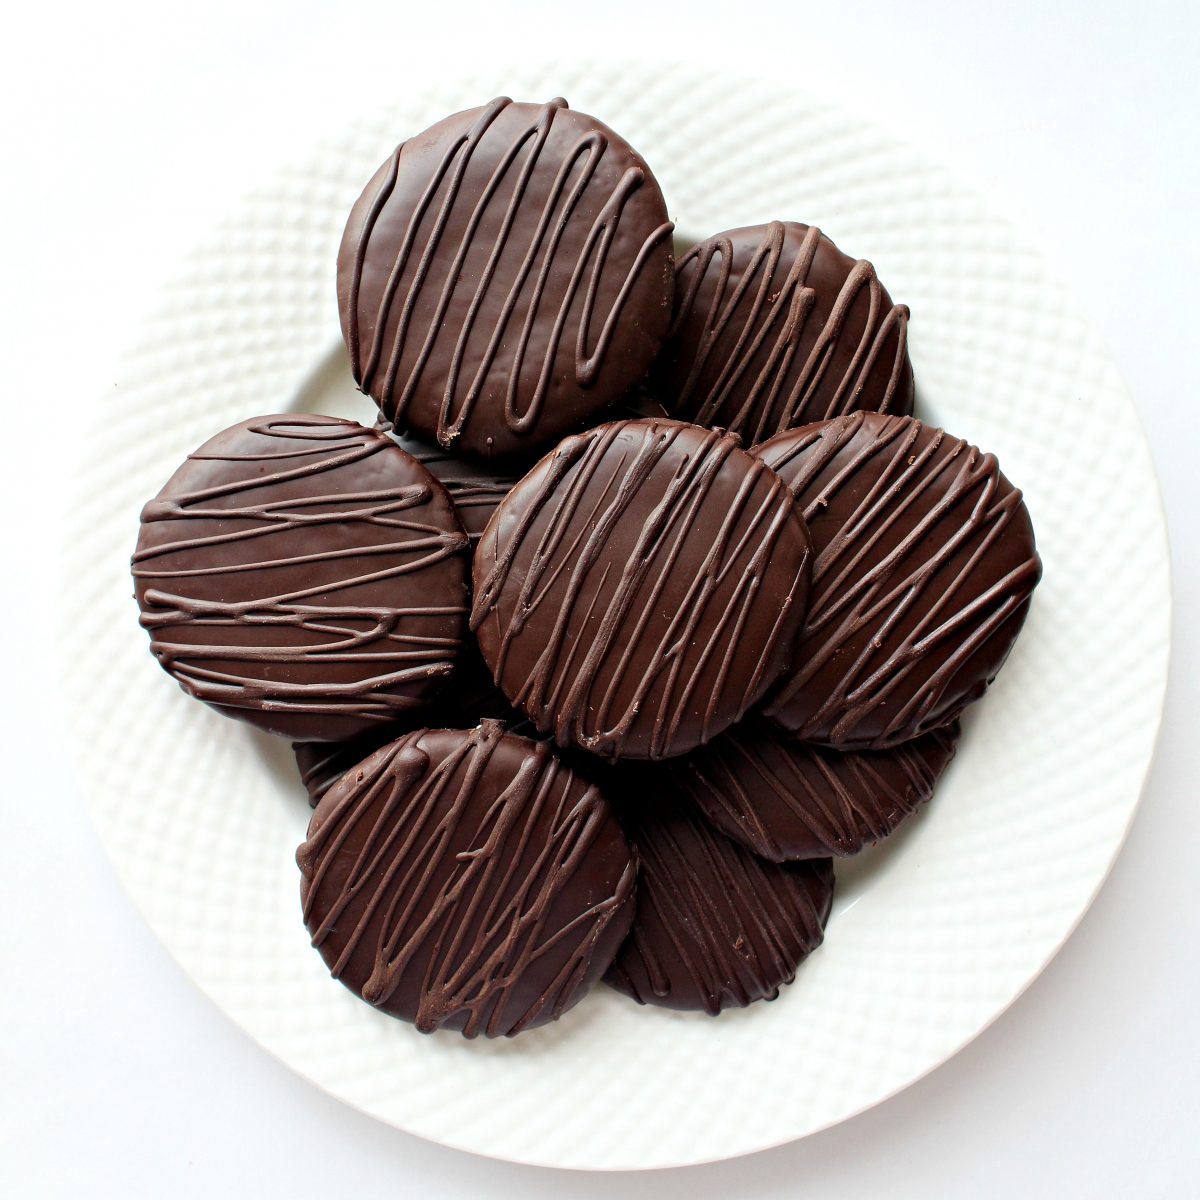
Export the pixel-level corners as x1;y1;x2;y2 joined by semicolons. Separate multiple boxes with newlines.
132;97;1042;1037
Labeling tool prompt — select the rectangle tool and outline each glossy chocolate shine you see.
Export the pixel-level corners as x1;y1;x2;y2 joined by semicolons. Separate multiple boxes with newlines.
297;723;636;1037
755;413;1041;748
339;97;675;461
132;415;470;741
654;221;914;445
605;786;834;1014
472;418;813;760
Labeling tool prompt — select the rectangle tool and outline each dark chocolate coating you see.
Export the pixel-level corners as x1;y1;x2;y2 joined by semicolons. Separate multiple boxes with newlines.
371;387;665;541
672;717;960;861
755;413;1041;748
374;420;519;547
297;723;637;1037
338;97;675;461
613;386;671;421
652;222;914;445
604;786;833;1014
294;730;396;808
292;647;535;806
472;419;813;760
132;415;470;741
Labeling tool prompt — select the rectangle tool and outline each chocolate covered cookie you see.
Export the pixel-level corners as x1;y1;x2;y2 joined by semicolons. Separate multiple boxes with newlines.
653;222;913;445
298;723;636;1037
672;717;960;861
605;787;834;1014
755;413;1041;748
472;418;813;760
132;415;470;741
339;97;675;461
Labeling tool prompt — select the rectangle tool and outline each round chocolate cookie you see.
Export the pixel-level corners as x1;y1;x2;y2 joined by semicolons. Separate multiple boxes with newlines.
671;716;960;861
652;221;914;445
604;785;834;1014
297;722;637;1037
375;420;519;546
132;415;470;741
292;647;535;807
472;418;813;760
755;413;1041;748
338;96;675;461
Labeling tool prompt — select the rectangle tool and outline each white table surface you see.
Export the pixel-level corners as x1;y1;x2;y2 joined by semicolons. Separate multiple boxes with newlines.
2;2;1197;1195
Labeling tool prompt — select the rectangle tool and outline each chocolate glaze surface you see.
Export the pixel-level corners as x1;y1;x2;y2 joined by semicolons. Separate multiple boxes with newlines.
294;730;396;809
653;222;913;445
297;723;636;1037
372;387;665;540
755;413;1041;748
472;418;813;760
604;785;833;1014
293;647;534;806
339;97;675;461
132;415;470;741
673;717;960;861
375;419;519;547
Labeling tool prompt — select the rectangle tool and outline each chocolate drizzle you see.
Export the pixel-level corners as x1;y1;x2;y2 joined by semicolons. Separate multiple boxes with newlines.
654;222;913;444
132;415;470;741
755;413;1041;748
297;723;636;1037
673;717;960;861
292;646;536;807
605;789;833;1014
339;97;675;460
472;418;813;760
374;419;519;546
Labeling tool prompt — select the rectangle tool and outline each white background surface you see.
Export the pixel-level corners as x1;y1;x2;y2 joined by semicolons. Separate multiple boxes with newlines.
1;1;1196;1196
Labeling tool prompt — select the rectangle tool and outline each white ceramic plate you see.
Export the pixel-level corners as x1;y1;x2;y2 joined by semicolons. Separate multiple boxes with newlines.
63;62;1170;1170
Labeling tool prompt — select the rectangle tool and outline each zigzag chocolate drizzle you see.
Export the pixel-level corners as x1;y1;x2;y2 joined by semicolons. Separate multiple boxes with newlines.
755;412;1041;748
471;418;812;760
132;415;470;740
672;717;960;861
604;791;833;1014
297;722;636;1037
341;97;675;459
654;221;913;445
